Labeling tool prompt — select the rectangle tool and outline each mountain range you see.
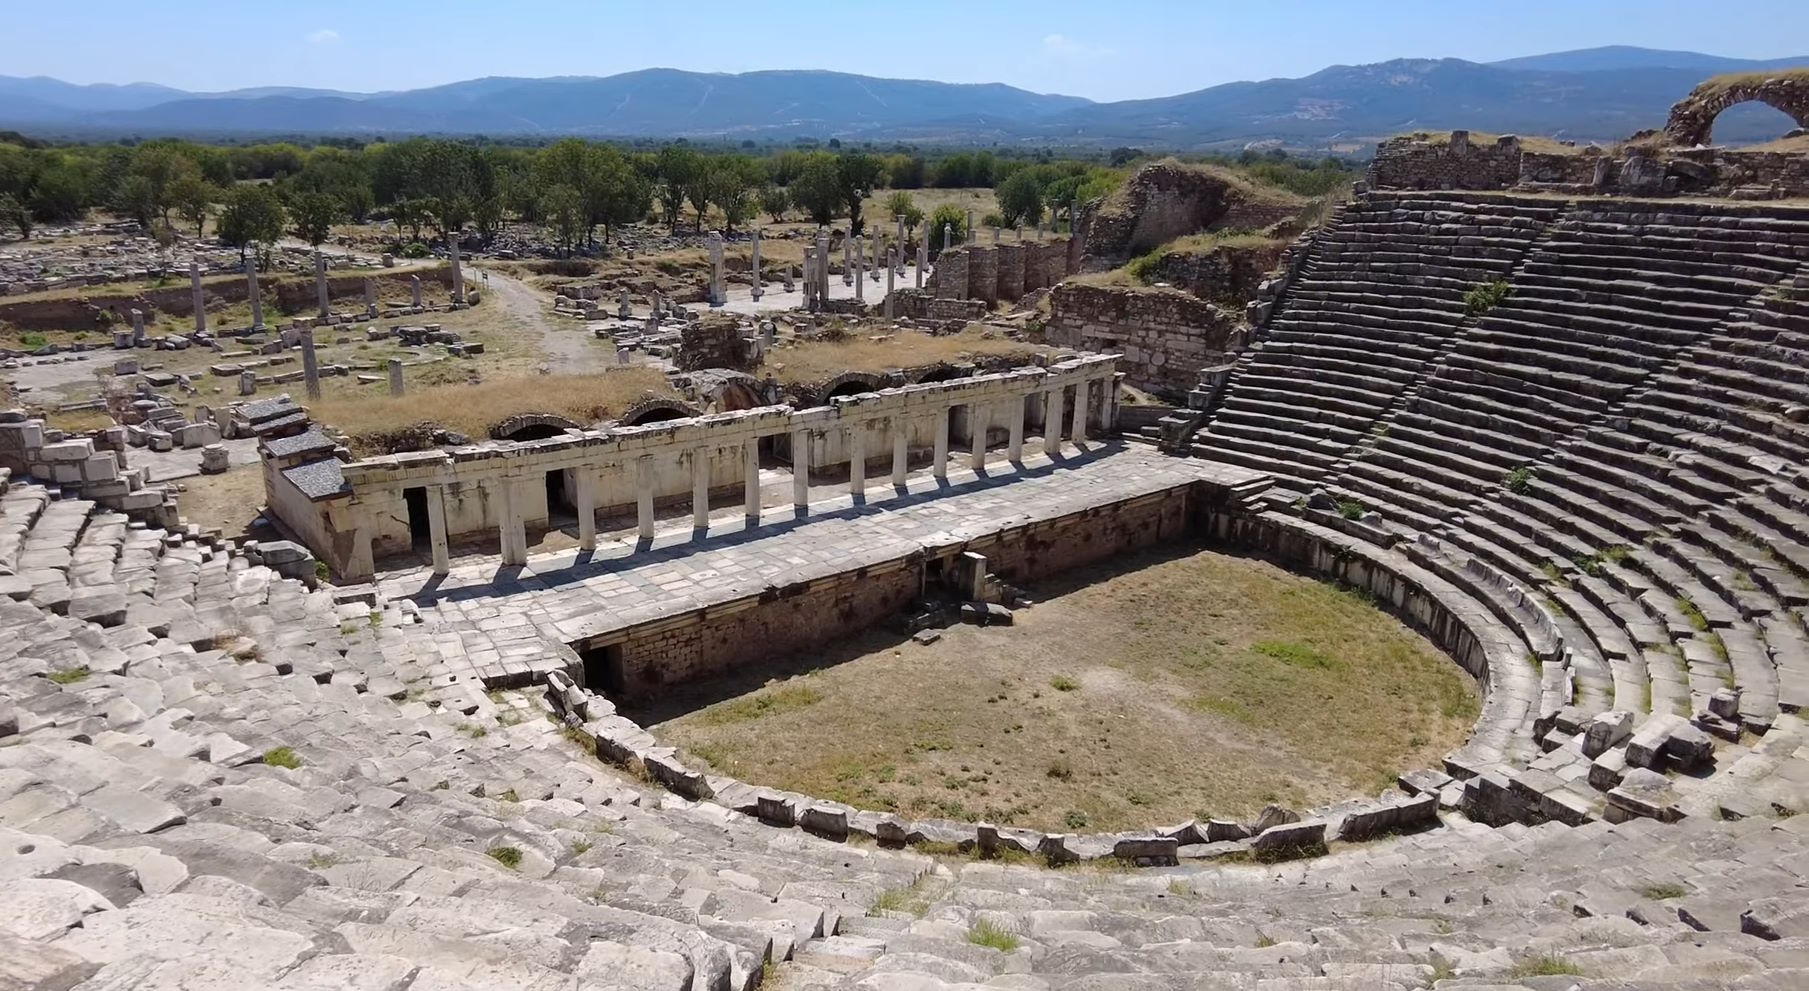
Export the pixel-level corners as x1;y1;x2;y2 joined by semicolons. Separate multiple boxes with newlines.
3;47;1806;151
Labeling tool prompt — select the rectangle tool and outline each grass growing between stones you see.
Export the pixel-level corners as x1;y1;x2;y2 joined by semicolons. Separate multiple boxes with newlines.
263;747;302;769
762;328;1043;386
1506;952;1584;978
966;919;1021;952
649;542;1479;833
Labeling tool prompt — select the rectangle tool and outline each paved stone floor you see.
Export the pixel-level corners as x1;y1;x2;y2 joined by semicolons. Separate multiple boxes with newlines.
378;444;1258;657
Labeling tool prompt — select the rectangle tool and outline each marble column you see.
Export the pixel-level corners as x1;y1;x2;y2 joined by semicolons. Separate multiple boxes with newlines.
497;480;527;567
743;437;762;522
966;210;975;244
313;251;329;320
933;408;950;480
364;278;378;319
636;456;656;542
691;447;711;528
968;403;989;471
750;228;763;302
916;229;927;289
706;231;725;307
411;275;423;308
1109;372;1124;434
853;238;865;303
842;235;853;285
130;309;145;347
943;225;953;253
891;418;909;487
1044;385;1065;456
1070;379;1089;444
895;216;905;251
1007;394;1025;462
883;247;896;319
991;226;1000;245
791;429;811;512
299;327;321;400
244;252;263;331
426;485;450;575
847;424;865;499
575;470;597;551
448;231;465;305
815;231;830;302
189;262;206;334
618;287;632;319
387;359;404;396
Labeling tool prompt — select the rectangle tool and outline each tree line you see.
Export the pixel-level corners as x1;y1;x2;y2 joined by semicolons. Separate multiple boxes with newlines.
0;135;1346;259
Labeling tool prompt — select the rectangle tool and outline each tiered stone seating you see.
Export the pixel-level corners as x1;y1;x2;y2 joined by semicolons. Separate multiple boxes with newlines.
1190;192;1561;493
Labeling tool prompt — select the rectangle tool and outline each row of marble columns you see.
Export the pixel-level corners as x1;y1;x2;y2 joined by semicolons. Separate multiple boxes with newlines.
418;373;1117;574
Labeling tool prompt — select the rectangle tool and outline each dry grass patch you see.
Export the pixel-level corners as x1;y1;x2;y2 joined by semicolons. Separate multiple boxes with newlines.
763;328;1044;385
1407;129;1588;155
649;543;1479;833
312;367;676;454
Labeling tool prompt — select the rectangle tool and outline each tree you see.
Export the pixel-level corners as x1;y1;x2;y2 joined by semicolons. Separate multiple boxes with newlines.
837;153;886;236
927;204;965;258
703;155;762;234
0;192;27;239
539;184;584;257
288;190;341;247
654;145;700;231
127;145;199;227
790;152;843;227
216;184;286;263
169;175;214;236
115;174;158;228
1108;146;1144;167
759;185;791;223
391;198;428;243
995;170;1045;228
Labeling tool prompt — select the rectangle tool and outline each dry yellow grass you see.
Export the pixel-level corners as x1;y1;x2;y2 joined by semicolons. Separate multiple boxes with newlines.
311;367;676;452
649;544;1480;832
1408;130;1592;156
762;328;1044;385
1099;158;1307;220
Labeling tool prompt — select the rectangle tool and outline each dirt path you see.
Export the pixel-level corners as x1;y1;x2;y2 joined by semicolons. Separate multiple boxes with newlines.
479;268;607;373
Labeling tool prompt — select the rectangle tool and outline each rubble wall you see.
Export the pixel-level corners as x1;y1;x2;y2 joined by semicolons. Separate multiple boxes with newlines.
1044;283;1241;398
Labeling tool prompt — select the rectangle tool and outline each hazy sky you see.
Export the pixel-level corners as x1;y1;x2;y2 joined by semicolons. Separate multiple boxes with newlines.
10;0;1809;101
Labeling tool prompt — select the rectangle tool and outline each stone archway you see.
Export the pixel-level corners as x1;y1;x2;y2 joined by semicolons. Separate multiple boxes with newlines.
490;413;585;441
1663;73;1809;146
818;371;885;403
618;397;700;427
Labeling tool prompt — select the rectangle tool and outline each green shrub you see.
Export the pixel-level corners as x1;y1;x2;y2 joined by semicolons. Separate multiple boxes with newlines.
400;241;430;259
1063;809;1089;830
20;332;48;350
1464;280;1511;316
46;666;90;684
1640;882;1687;900
1049;675;1080;692
1503;466;1534;494
1336;499;1366;520
1125;249;1165;283
967;919;1021;952
1506;952;1583;978
263;747;302;769
486;846;523;869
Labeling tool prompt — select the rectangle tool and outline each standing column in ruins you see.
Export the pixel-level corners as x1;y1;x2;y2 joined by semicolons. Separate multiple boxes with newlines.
448;230;465;305
496;480;527;567
943;224;953;254
842;235;853;285
916;226;928;289
189;262;207;334
1043;384;1065;457
750;228;763;302
883;247;896;320
791;429;811;513
1006;393;1025;463
426;485;450;574
707;231;725;307
800;249;814;310
619;287;632;320
313;251;330;319
636;456;656;543
783;264;795;293
299;327;321;400
847;423;865;500
966;210;975;244
853;238;865;303
364;278;378;319
891;417;909;487
969;403;989;471
817;231;831;303
1108;372;1124;434
130;308;146;347
1070;379;1089;444
411;275;423;308
387;359;405;397
692;446;712;528
743;437;762;523
992;226;1000;245
933;408;950;480
575;471;598;551
245;249;264;330
895;216;905;254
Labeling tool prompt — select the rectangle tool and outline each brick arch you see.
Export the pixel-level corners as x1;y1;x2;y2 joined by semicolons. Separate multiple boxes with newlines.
1664;74;1809;146
490;413;585;441
618;397;700;426
819;371;885;400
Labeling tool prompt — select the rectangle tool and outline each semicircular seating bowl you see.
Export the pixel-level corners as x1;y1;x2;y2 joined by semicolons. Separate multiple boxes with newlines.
2;191;1808;990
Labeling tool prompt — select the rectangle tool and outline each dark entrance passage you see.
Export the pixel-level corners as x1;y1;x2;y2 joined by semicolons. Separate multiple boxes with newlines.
545;468;574;519
402;486;430;549
580;642;625;695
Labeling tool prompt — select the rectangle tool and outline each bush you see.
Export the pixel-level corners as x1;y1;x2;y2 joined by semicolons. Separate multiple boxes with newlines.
1336;499;1366;520
1049;675;1080;692
1502;465;1534;494
1063;809;1089;829
400;241;430;259
263;747;302;769
927;204;965;257
1464;280;1511;316
20;332;48;350
979;211;1004;229
967;919;1021;952
486;846;523;869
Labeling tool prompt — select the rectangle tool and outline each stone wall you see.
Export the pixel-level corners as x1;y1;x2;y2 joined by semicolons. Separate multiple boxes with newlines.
1370;130;1809;199
1080;162;1303;265
589;483;1192;698
1128;241;1288;305
1044;283;1241;398
927;237;1073;309
678;315;757;372
888;289;989;323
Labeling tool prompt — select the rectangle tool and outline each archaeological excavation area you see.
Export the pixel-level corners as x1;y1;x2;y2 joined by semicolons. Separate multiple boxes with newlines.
4;75;1809;991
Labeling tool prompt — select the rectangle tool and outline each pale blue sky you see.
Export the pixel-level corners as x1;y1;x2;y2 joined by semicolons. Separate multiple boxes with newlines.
9;0;1809;101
